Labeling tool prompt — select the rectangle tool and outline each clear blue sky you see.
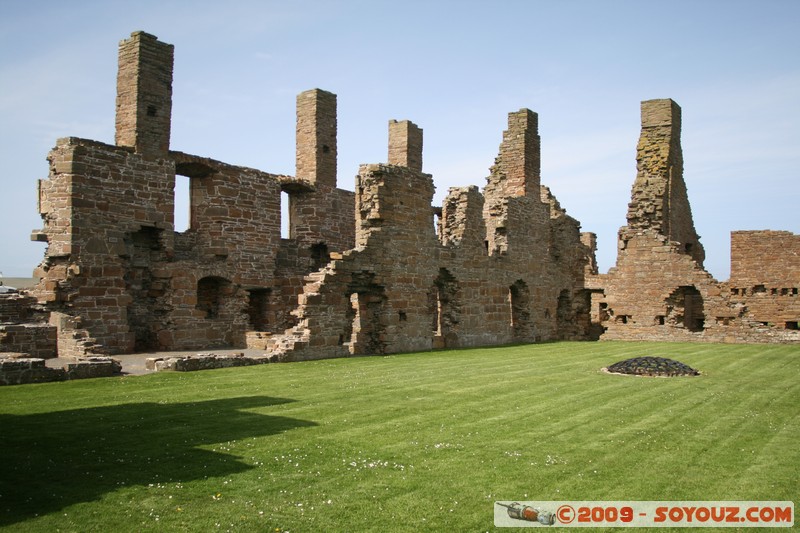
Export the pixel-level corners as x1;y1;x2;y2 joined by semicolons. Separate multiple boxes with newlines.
1;0;798;280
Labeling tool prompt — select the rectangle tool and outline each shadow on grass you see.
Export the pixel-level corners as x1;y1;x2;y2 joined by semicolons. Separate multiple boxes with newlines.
0;395;316;527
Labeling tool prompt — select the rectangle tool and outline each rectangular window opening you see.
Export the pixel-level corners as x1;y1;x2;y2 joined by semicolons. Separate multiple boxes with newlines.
281;191;290;239
174;174;191;232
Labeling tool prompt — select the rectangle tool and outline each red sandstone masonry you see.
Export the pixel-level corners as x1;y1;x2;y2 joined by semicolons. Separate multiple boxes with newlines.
623;99;704;266
14;31;795;371
595;101;798;344
388;120;423;172
115;31;173;158
296;89;337;187
729;231;800;330
262;108;597;360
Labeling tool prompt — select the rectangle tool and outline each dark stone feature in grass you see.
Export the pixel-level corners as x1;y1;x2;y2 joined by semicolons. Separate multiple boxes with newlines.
606;356;699;377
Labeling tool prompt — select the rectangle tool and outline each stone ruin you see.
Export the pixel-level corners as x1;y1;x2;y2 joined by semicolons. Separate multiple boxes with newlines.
1;31;797;378
587;100;799;344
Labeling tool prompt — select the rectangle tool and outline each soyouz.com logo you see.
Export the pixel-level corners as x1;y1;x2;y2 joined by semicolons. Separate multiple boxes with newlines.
494;501;794;527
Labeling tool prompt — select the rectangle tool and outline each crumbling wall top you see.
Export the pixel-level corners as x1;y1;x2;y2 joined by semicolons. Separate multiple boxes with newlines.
641;98;681;128
485;108;540;199
623;98;704;265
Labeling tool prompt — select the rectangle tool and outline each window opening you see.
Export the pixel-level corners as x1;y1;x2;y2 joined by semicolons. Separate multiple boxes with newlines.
197;276;232;319
174;174;191;232
310;242;330;270
665;285;705;332
556;289;573;335
509;280;532;340
343;272;387;355
247;288;271;331
430;268;461;348
281;191;290;239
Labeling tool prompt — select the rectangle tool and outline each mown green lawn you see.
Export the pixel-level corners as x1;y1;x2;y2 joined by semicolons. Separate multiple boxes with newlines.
1;341;797;532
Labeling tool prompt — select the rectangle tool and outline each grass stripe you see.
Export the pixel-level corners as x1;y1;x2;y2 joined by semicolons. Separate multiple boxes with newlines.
0;341;797;531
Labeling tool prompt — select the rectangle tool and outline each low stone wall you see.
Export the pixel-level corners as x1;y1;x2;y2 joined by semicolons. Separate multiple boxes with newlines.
64;356;123;380
146;352;271;372
0;354;122;386
0;323;58;359
0;293;36;323
0;356;59;385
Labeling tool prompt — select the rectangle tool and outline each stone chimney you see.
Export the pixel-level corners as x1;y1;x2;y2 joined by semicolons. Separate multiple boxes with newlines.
115;31;174;158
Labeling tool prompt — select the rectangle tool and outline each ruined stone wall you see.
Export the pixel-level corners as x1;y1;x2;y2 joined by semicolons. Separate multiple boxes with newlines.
21;30;796;369
262;110;597;361
288;184;355;254
290;89;356;254
598;232;728;341
0;355;121;386
267;163;441;360
0;293;35;324
170;152;284;283
623;99;704;265
164;153;287;349
729;230;800;331
32;139;314;353
27;33;364;357
26;32;598;362
483;109;542;256
0;293;57;358
32;138;175;355
541;187;597;340
0;324;57;359
596;101;798;344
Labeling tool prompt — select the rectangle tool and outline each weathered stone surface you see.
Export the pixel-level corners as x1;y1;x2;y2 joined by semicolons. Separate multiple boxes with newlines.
0;357;64;385
0;323;57;358
0;293;35;323
0;355;121;385
0;293;57;358
7;31;792;376
591;101;799;344
149;352;268;372
115;31;173;158
728;230;800;333
388;120;423;172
